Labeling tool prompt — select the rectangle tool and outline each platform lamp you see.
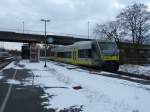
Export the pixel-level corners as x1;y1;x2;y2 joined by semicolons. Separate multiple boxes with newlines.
41;19;51;68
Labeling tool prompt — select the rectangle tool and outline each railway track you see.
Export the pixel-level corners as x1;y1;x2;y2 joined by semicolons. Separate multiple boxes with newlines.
0;57;14;70
82;67;150;82
111;71;150;80
49;60;150;84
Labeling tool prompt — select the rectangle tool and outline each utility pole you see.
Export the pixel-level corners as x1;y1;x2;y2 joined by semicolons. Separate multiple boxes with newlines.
41;19;50;68
88;21;90;39
22;21;24;33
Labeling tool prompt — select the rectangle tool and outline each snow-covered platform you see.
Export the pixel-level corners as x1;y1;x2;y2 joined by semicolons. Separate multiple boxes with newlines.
1;60;150;112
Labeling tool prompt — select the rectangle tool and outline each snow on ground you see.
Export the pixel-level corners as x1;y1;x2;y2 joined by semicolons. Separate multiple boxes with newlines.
6;60;150;112
119;64;150;76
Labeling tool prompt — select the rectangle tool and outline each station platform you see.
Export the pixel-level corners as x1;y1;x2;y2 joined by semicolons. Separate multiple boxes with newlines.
0;60;150;112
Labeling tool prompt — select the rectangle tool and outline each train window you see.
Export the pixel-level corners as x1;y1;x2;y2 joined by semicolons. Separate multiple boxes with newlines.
58;52;64;57
99;42;116;50
87;49;92;57
58;52;71;58
57;52;61;57
78;49;92;58
64;52;71;58
92;44;96;51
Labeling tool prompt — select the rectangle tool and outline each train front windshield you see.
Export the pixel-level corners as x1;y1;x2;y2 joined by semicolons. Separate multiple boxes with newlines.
98;42;118;55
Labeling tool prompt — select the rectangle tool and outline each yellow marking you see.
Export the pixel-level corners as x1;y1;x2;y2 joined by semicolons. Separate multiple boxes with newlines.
71;48;78;64
49;56;93;66
101;56;119;61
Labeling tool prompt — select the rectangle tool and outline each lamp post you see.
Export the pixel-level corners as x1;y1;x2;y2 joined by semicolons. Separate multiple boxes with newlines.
41;19;50;68
88;21;90;39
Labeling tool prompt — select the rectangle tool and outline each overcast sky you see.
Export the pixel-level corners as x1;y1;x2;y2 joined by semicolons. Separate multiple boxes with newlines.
0;0;150;50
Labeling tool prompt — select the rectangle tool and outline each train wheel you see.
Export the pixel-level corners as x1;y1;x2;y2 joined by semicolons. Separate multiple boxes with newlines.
102;62;119;71
111;63;119;71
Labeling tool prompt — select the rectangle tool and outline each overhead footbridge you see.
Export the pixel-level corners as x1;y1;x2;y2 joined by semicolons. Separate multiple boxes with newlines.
0;31;91;45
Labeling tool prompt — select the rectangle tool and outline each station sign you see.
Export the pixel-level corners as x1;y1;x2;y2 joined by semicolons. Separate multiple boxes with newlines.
47;37;54;44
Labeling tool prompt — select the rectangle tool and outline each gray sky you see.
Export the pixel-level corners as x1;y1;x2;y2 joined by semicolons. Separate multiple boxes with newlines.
0;0;150;50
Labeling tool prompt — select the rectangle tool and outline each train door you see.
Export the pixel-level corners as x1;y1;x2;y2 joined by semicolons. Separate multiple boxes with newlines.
71;48;78;64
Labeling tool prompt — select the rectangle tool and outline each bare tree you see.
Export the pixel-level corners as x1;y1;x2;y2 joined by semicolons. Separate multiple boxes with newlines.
94;20;126;42
117;3;150;44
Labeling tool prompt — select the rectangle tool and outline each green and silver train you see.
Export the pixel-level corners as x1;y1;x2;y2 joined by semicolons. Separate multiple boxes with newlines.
49;40;119;71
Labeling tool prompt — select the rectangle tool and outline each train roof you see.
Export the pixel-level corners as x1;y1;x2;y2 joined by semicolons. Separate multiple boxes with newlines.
53;41;93;52
68;41;93;49
72;40;92;45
